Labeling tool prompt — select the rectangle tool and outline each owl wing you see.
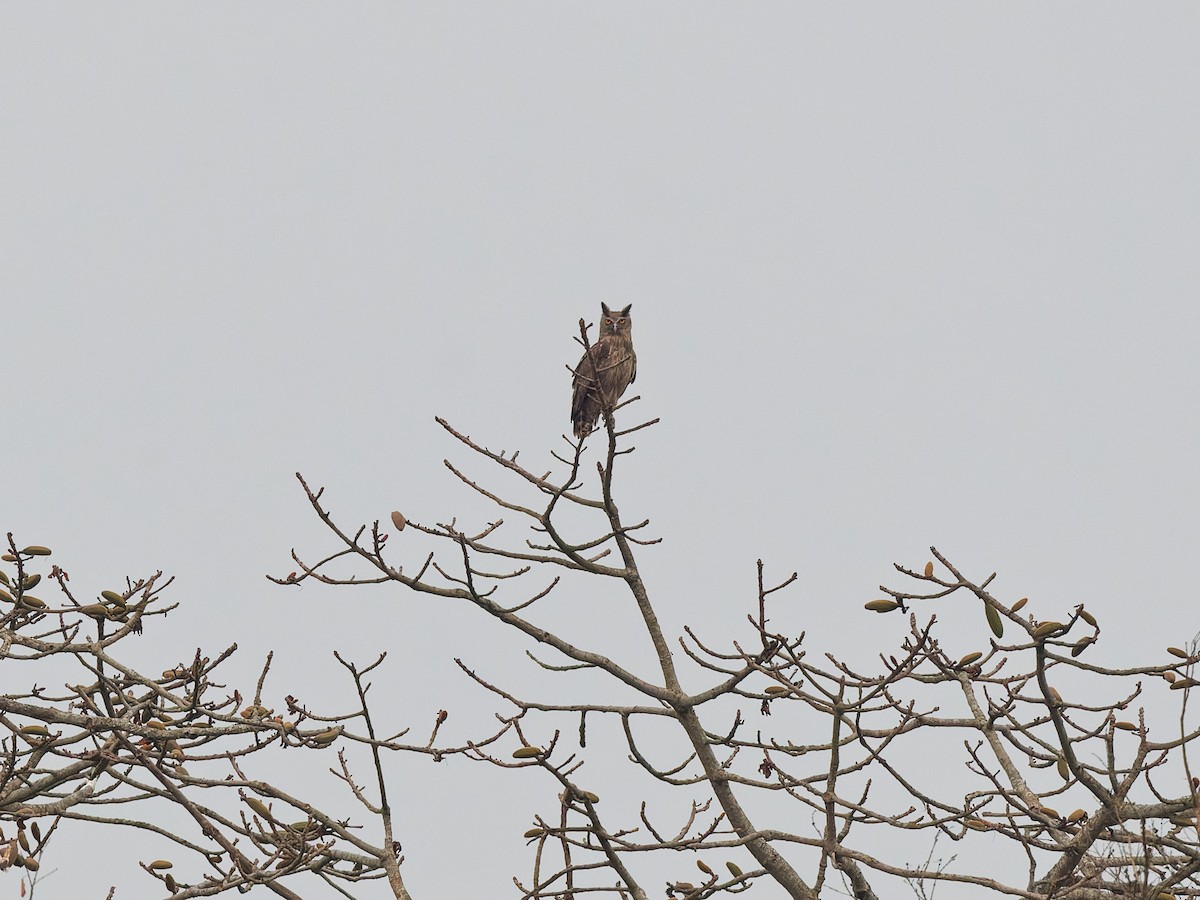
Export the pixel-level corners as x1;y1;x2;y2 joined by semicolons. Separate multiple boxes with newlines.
571;342;603;423
570;354;589;420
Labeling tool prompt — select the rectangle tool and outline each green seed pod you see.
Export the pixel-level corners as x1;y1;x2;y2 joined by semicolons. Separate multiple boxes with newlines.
1011;597;1028;612
79;604;110;619
19;595;46;609
1056;757;1070;780
0;571;9;585
308;727;342;745
958;651;983;666
20;573;40;590
697;859;714;875
23;855;40;871
1032;621;1064;639
580;790;600;804
923;561;934;577
1038;806;1060;820
523;828;544;839
164;873;178;892
864;599;900;613
985;603;1003;638
30;822;41;843
101;590;126;606
245;798;274;820
727;862;744;878
1114;721;1137;731
1067;808;1087;823
21;546;51;557
17;830;29;852
19;725;50;737
512;746;544;759
0;588;12;602
1070;637;1094;658
148;859;174;870
1078;608;1097;627
964;817;990;831
764;685;789;696
1168;647;1189;659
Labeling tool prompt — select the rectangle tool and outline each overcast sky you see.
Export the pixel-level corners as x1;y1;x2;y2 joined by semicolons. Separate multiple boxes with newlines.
4;5;1200;897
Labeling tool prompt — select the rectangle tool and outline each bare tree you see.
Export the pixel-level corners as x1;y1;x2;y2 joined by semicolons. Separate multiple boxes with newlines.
0;530;446;898
274;322;1200;899
4;320;1200;899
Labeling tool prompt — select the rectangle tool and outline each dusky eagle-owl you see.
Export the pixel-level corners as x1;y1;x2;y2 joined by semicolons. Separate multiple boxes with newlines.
570;303;637;439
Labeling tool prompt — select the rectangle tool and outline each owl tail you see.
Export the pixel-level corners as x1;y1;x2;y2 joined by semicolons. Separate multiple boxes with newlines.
572;415;596;439
571;396;601;439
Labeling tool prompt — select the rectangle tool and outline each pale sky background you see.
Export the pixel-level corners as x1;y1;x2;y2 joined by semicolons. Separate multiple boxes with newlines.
3;5;1200;898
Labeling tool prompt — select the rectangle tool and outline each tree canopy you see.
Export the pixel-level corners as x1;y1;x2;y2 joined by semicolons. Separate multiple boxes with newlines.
3;381;1199;899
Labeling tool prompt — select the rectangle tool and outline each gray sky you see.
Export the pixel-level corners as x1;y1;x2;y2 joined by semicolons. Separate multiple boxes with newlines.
4;4;1200;897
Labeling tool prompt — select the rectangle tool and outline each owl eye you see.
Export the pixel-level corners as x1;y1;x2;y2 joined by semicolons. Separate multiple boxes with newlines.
605;318;613;324
617;318;625;324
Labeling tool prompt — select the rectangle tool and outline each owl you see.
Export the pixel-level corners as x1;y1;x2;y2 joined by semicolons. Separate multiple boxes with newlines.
571;303;637;439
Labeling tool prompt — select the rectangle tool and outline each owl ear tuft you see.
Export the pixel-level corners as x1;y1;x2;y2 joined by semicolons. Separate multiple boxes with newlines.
601;302;612;316
619;304;632;316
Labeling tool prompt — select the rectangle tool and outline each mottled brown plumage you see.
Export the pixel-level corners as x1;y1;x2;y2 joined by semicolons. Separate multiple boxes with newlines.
571;303;637;439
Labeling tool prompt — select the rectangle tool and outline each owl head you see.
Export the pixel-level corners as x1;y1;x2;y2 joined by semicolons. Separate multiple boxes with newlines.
600;302;633;338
